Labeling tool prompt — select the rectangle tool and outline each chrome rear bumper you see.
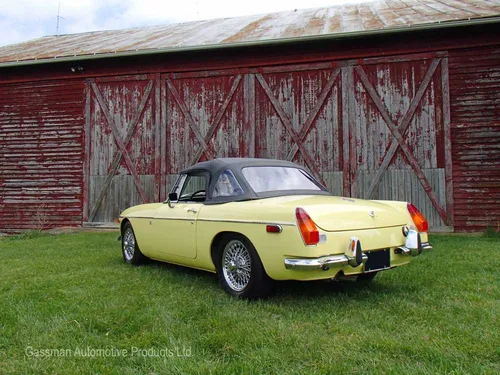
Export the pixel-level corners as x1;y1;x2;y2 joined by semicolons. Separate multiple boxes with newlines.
284;253;368;271
284;231;432;271
422;242;433;251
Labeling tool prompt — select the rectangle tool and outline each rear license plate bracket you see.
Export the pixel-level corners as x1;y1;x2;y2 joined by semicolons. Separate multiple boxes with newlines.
364;249;390;272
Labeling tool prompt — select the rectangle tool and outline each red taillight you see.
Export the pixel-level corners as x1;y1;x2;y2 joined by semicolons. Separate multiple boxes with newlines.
295;207;319;245
407;203;429;232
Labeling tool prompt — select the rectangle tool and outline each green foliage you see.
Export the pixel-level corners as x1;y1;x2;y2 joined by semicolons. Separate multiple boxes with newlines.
4;230;49;241
484;225;500;238
0;233;498;374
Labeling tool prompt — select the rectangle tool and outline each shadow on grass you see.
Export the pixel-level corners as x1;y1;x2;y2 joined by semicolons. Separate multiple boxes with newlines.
129;257;405;302
273;278;399;298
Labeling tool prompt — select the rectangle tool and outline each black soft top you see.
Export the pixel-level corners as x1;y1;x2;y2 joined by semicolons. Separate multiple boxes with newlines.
177;158;330;204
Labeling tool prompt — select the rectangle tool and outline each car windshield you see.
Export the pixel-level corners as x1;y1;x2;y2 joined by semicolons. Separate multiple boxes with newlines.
242;166;323;193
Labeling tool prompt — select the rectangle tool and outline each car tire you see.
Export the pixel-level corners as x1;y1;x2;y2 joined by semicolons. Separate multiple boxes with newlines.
121;222;147;265
357;271;378;282
216;234;273;299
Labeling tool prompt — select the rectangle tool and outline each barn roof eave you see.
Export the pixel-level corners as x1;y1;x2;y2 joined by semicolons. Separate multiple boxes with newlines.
0;16;499;69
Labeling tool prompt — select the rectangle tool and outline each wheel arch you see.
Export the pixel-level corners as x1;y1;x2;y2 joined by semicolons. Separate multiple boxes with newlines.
210;231;259;270
120;218;131;233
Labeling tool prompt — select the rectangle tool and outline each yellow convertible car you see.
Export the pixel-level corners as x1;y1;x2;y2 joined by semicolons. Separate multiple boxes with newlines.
119;158;432;298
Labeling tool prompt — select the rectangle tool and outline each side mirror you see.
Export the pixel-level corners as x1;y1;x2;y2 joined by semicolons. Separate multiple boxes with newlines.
166;192;178;208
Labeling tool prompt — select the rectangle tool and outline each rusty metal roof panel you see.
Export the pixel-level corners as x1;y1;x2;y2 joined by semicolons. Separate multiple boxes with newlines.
0;0;499;66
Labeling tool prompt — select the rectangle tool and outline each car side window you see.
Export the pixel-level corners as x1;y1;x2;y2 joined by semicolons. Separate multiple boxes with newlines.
178;174;207;202
212;169;244;198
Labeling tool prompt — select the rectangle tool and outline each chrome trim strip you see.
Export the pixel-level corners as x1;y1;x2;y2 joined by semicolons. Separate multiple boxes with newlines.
197;218;296;226
284;253;368;271
120;216;295;226
122;216;194;222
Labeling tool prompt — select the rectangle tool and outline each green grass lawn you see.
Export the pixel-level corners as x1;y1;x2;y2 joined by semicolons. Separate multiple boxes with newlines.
0;232;498;375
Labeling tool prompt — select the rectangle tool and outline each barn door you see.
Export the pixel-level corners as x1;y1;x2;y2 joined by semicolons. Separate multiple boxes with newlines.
83;75;161;223
254;64;344;194
345;53;453;229
162;70;249;197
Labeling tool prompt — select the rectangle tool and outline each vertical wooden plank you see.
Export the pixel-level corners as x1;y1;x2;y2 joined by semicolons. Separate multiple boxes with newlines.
160;74;168;199
82;80;92;222
154;74;161;202
441;57;454;227
244;73;256;157
341;66;352;197
347;67;357;197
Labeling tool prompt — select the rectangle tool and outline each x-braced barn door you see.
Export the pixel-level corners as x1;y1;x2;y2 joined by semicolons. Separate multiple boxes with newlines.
344;53;453;229
83;74;161;223
162;70;250;197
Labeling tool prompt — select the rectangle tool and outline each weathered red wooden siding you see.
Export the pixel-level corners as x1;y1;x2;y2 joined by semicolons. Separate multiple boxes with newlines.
0;27;498;232
449;46;500;232
0;80;85;231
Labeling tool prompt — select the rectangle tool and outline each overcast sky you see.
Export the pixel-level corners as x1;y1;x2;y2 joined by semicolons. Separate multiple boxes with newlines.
0;0;368;47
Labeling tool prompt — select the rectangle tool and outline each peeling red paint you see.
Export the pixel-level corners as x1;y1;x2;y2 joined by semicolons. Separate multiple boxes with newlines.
449;46;500;232
0;80;85;231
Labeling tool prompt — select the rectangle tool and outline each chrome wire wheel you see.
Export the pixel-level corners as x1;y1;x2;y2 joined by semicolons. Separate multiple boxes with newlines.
122;228;136;261
222;239;252;292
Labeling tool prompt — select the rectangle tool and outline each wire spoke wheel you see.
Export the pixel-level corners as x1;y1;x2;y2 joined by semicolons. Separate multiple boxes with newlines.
122;228;136;261
222;239;252;292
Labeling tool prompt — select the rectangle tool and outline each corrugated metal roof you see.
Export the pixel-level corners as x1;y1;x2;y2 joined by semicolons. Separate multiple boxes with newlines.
1;0;499;66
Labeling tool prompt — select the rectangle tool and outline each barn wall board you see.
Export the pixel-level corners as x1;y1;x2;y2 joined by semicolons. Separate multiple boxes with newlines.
0;80;85;230
448;46;500;232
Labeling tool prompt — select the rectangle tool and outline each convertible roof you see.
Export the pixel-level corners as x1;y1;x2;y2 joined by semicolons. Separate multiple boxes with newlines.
179;157;330;204
181;158;301;175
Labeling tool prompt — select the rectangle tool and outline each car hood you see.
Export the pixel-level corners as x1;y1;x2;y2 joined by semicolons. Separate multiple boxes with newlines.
260;195;407;232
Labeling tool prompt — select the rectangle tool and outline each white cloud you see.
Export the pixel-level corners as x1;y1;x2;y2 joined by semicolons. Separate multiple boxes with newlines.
0;0;372;47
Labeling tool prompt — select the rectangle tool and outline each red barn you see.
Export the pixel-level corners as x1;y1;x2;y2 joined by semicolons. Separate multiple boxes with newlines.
0;0;499;232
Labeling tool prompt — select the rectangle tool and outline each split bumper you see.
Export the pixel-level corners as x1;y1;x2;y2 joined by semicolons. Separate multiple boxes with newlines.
284;230;432;271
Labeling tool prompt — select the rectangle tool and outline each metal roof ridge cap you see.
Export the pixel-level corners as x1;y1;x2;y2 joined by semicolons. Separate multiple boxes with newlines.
1;16;499;69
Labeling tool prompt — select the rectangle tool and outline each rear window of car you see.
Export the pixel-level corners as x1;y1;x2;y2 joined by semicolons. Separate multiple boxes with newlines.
241;167;322;193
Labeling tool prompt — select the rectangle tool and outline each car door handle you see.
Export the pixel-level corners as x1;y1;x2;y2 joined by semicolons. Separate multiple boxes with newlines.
185;208;197;214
